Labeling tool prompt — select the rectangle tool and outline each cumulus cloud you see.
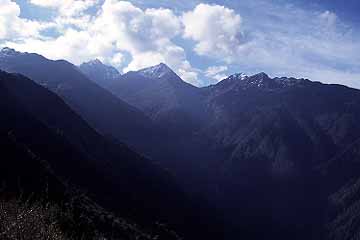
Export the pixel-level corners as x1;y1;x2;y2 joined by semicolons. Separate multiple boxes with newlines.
5;0;200;84
92;1;182;55
0;0;51;39
182;4;243;61
110;52;125;68
29;0;99;33
89;0;198;83
30;0;98;17
205;65;228;81
5;29;94;64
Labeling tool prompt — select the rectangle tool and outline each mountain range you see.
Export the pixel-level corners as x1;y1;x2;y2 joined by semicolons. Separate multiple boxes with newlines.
2;48;360;239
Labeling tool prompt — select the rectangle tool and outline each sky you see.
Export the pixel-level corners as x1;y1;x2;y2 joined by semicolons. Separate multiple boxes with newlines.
0;0;360;88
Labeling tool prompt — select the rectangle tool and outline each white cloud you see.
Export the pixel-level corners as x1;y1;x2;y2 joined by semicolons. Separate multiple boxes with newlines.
183;3;360;87
0;0;51;39
89;0;199;83
205;65;228;81
29;0;99;32
30;0;98;17
182;4;243;61
5;0;201;84
6;29;94;64
205;66;228;76
145;8;182;39
91;1;180;55
110;52;125;68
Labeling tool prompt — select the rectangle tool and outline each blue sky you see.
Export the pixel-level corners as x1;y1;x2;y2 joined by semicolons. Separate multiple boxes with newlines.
1;0;360;88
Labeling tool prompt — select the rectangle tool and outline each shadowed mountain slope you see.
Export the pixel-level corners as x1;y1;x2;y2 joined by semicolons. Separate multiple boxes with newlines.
86;63;360;238
0;70;224;240
81;62;206;127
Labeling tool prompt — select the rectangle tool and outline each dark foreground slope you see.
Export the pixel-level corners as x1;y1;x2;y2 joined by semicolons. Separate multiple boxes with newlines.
0;131;157;240
0;70;223;239
0;73;154;239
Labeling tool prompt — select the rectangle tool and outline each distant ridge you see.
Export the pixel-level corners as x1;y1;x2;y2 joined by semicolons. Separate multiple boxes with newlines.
0;48;157;150
79;59;120;87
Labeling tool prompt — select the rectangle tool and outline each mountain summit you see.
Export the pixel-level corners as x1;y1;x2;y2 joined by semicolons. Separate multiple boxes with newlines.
217;71;311;91
137;63;174;79
79;59;120;86
81;62;204;121
0;47;23;58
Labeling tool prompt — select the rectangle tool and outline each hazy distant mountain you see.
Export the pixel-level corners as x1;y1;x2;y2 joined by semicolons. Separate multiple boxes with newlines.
0;70;223;239
82;62;206;126
122;63;203;118
79;59;120;87
80;62;213;184
0;48;157;149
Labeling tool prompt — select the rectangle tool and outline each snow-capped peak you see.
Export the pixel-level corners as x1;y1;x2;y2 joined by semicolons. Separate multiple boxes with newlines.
229;72;248;81
138;63;173;79
85;59;103;66
223;71;310;90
